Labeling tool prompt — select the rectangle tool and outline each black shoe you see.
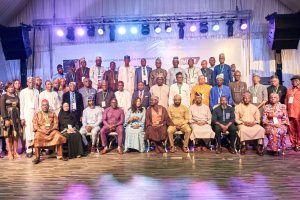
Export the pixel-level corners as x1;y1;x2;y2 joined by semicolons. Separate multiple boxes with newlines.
257;145;264;156
26;153;33;158
32;158;40;164
228;147;236;154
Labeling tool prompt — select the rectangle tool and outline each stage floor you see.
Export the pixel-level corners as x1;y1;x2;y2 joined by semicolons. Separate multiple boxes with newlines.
0;146;299;200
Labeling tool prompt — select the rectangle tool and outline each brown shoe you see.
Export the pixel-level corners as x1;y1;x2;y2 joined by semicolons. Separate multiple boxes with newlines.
91;146;96;153
216;145;222;154
240;145;247;155
117;147;123;155
101;148;108;155
201;146;208;152
257;145;264;156
170;146;175;153
157;145;164;153
182;147;189;153
228;147;236;154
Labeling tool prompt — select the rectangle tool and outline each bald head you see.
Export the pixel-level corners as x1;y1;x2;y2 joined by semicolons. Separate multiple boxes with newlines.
173;94;182;106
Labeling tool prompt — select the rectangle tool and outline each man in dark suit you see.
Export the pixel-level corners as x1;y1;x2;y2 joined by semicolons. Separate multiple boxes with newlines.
134;58;152;91
62;82;84;125
132;81;151;108
96;80;115;109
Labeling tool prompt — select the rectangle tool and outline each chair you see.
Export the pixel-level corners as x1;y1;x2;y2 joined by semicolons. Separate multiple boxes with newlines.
108;132;118;149
220;131;239;153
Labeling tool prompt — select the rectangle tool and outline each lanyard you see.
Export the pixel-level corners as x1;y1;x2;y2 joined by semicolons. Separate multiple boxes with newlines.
272;86;279;94
71;73;75;81
178;84;182;94
81;67;87;76
188;67;195;79
42;112;50;124
201;68;207;77
218;86;223;97
220;65;224;73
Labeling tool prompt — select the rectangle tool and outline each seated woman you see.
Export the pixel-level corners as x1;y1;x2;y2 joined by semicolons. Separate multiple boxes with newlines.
124;97;146;153
263;93;288;155
58;102;84;159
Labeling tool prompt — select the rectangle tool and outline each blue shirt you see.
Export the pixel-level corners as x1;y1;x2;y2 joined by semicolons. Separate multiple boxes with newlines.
209;85;232;109
212;64;232;86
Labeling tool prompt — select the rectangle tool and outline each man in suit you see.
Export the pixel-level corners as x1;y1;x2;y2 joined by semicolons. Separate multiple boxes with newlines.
134;58;152;91
267;75;287;104
132;81;151;108
96;80;115;109
62;82;84;125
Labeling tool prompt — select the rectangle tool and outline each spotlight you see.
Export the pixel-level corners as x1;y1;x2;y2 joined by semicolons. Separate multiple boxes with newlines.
56;28;64;37
87;25;95;37
226;20;234;37
109;24;116;41
240;19;248;30
97;25;105;35
141;23;150;35
118;26;126;35
200;22;208;33
189;24;197;32
178;22;185;39
212;22;220;31
154;24;162;33
165;23;172;33
66;27;75;41
76;27;85;36
130;26;138;34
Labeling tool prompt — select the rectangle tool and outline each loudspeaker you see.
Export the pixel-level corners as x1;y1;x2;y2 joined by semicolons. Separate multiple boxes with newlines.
266;12;300;50
0;26;32;60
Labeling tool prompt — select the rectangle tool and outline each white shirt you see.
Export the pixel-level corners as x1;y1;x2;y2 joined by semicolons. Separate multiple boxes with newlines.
185;67;201;89
169;83;191;107
118;64;135;96
82;106;103;126
115;90;131;113
89;65;106;89
39;90;61;114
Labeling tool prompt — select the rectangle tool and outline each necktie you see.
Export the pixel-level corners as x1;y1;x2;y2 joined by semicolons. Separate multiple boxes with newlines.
72;93;75;111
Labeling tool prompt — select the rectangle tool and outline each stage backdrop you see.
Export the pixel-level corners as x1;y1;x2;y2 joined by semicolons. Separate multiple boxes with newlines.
51;38;249;84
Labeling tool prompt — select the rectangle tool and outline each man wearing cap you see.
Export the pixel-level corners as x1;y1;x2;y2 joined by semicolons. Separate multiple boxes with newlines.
89;56;106;90
96;80;115;109
80;96;103;152
32;99;67;164
149;75;169;108
267;75;287;104
103;61;118;92
190;75;211;107
166;56;186;85
285;75;300;151
79;77;97;109
185;58;201;89
168;72;190;107
20;77;40;157
210;74;232;110
189;92;215;151
52;64;65;81
200;59;213;85
248;74;268;114
134;58;152;91
167;94;191;153
39;80;61;115
65;62;76;85
62;82;84;125
149;58;167;87
115;81;131;113
229;70;247;106
118;55;135;96
145;96;173;154
212;53;233;86
76;57;90;89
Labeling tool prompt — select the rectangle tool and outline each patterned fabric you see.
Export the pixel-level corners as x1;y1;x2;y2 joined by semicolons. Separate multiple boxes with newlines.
263;103;288;152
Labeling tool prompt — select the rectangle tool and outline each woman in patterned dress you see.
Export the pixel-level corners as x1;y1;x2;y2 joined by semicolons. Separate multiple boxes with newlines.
263;93;288;155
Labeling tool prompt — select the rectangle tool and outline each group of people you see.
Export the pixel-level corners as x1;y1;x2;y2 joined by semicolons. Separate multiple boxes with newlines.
0;53;299;164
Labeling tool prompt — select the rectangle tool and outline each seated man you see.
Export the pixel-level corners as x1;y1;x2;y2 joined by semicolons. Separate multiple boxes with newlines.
212;96;237;154
167;94;191;153
189;92;215;151
235;92;265;156
31;99;67;164
100;98;125;155
80;96;103;152
145;96;173;154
